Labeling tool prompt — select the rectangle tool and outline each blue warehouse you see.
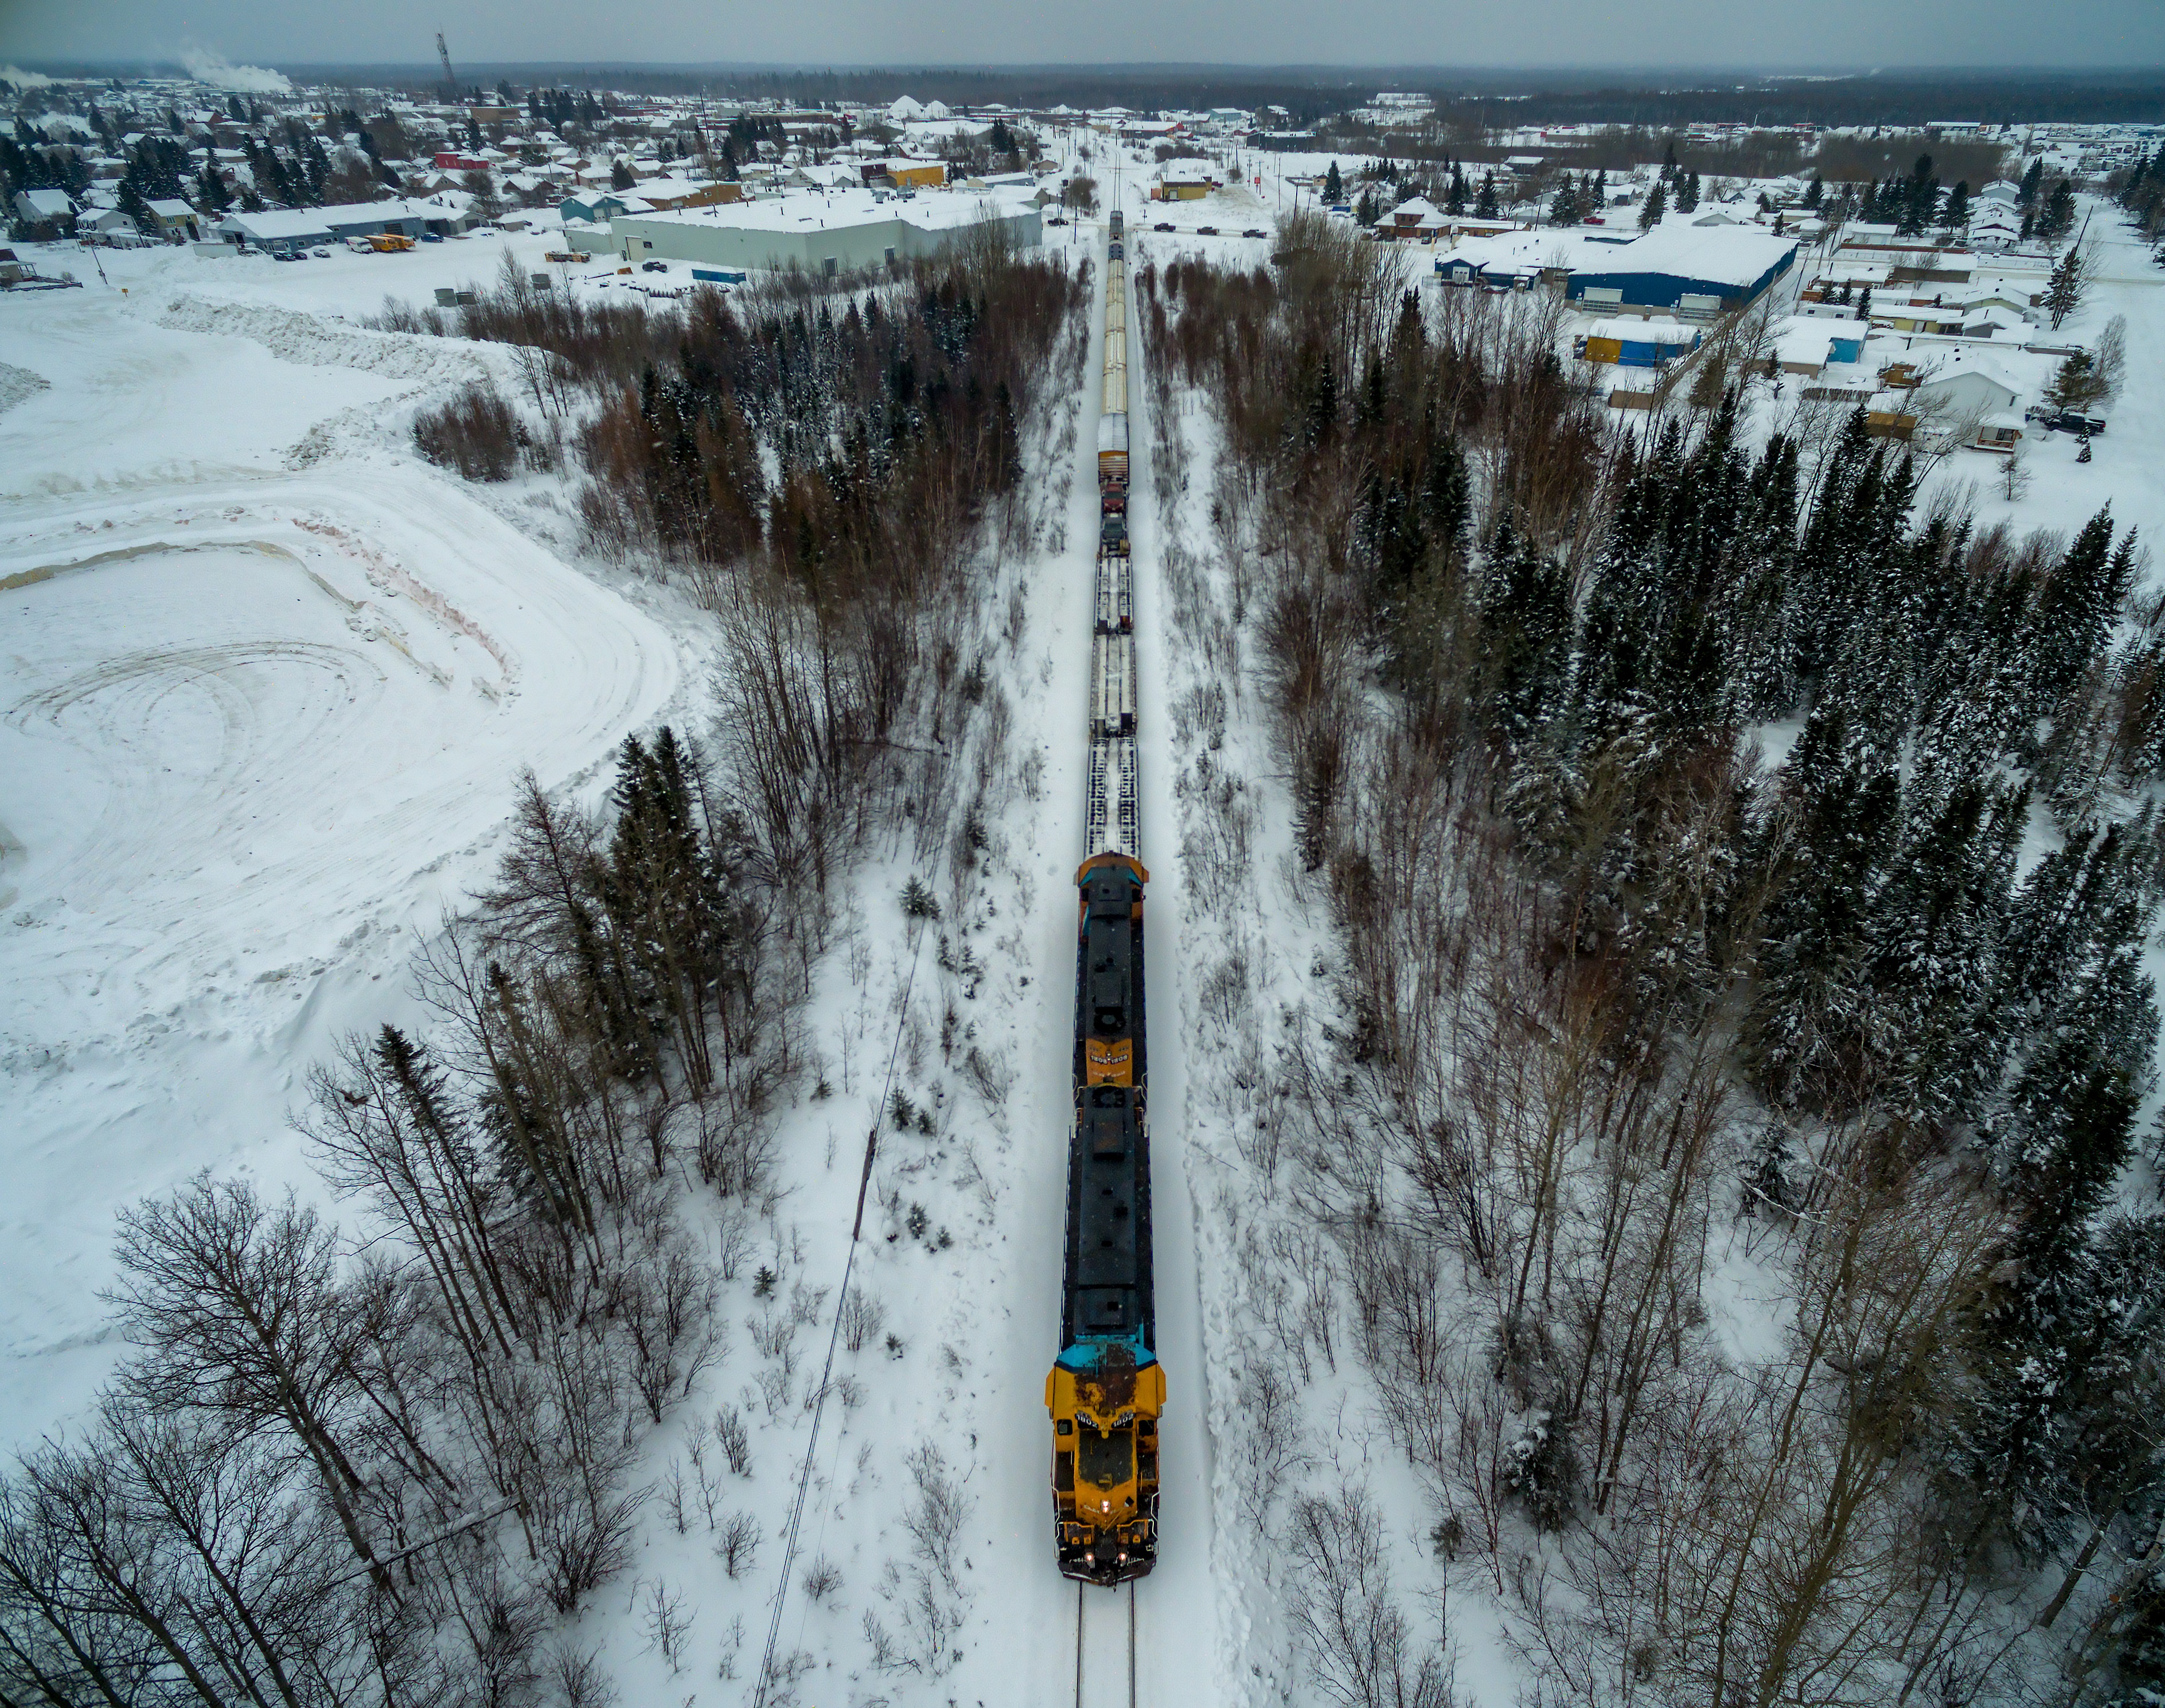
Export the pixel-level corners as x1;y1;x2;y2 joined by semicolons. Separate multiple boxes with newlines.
1564;226;1800;321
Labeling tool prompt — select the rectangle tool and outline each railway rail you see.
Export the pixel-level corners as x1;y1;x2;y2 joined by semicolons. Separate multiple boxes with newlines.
1073;1580;1138;1708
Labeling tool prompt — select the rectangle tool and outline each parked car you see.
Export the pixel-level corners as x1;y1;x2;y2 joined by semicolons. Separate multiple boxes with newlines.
1153;221;1175;232
420;231;443;243
641;259;668;272
1196;225;1218;236
1048;216;1068;226
310;247;330;258
273;250;298;262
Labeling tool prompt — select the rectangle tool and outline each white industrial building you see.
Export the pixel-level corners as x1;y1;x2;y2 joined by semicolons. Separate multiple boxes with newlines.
606;188;1042;275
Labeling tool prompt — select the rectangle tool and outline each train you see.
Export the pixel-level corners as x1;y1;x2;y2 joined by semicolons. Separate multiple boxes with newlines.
1046;207;1163;1586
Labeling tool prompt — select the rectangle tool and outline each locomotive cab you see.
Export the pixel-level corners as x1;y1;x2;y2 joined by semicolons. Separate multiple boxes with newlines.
1047;1343;1165;1582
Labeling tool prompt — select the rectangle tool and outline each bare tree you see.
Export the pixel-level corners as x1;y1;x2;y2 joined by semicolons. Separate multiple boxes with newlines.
104;1176;388;1587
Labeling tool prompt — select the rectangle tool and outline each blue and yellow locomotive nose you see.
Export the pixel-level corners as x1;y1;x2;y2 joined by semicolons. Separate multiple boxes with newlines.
1047;1342;1164;1582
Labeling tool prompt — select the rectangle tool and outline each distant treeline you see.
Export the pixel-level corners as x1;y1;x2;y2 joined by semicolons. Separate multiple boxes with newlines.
1333;124;2012;189
28;63;2161;127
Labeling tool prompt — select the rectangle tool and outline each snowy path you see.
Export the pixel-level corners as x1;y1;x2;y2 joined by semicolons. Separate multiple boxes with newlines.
1124;192;1224;1708
1;461;682;1437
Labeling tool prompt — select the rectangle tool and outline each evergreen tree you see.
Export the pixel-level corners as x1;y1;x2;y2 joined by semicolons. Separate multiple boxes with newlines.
1746;701;1905;1109
1861;776;2026;1126
2039;177;2077;243
1677;169;1700;212
1355;186;1377;227
1324;159;1343;203
1474;170;1499;221
2030;510;2132;705
1637;178;1667;231
1445;161;1467;216
1476;516;1573;741
1548;177;1581;226
1942;178;1970;231
1803;173;1824;210
2018;156;2045;206
2042;243;2089;329
1897;152;1939;235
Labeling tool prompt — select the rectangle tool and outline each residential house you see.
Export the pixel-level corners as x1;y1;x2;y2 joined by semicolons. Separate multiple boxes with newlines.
11;187;76;238
143;198;201;241
1387;195;1442;236
1906;351;2026;447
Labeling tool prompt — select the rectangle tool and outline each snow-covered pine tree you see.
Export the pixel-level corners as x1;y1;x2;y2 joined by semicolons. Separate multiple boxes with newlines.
1743;700;1905;1110
2029;510;2131;713
1475;513;1573;744
1860;775;2026;1128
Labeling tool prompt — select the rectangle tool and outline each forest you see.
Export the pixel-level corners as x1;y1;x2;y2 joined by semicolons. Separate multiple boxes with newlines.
0;239;1086;1706
1142;212;2165;1706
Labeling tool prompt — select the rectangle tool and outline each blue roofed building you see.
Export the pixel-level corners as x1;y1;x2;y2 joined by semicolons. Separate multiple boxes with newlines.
1564;225;1801;320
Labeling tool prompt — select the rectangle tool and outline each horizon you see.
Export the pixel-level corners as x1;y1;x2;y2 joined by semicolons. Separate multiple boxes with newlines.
11;0;2165;77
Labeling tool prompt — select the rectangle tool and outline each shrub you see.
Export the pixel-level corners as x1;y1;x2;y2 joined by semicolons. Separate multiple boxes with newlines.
413;381;528;481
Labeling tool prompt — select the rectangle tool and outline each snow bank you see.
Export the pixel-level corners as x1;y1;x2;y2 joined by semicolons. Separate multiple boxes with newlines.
158;291;487;387
0;360;49;418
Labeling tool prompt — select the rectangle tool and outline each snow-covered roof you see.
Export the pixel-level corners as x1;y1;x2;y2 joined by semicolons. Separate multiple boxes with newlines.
888;96;927;121
217;196;450;240
1909;346;2033;401
1585;317;1698;345
614;184;1036;237
1577;224;1799;287
15;187;73;217
146;198;196;219
1391;196;1439;220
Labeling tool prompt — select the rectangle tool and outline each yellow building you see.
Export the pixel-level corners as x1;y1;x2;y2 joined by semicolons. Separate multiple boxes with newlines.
868;159;946;190
1154;178;1210;201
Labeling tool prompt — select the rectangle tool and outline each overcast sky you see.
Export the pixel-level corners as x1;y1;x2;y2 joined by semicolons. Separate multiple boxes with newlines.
7;0;2164;73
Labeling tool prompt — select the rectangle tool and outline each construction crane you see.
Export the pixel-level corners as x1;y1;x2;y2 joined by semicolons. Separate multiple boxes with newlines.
436;32;457;101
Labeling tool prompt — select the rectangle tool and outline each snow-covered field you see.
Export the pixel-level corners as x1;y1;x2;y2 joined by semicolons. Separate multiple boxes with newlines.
0;241;689;1438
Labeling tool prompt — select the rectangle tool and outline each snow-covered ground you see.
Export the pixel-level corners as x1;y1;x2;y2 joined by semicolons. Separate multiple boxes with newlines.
9;154;2164;1702
0;242;691;1439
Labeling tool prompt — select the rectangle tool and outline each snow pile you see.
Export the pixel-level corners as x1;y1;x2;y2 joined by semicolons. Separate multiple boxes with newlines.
0;360;49;418
158;292;488;387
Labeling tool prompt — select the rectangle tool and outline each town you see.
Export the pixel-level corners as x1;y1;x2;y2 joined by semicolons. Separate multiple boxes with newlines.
6;69;2148;456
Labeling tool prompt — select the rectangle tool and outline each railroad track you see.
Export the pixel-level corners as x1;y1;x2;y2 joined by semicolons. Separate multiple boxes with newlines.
1073;1580;1137;1708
